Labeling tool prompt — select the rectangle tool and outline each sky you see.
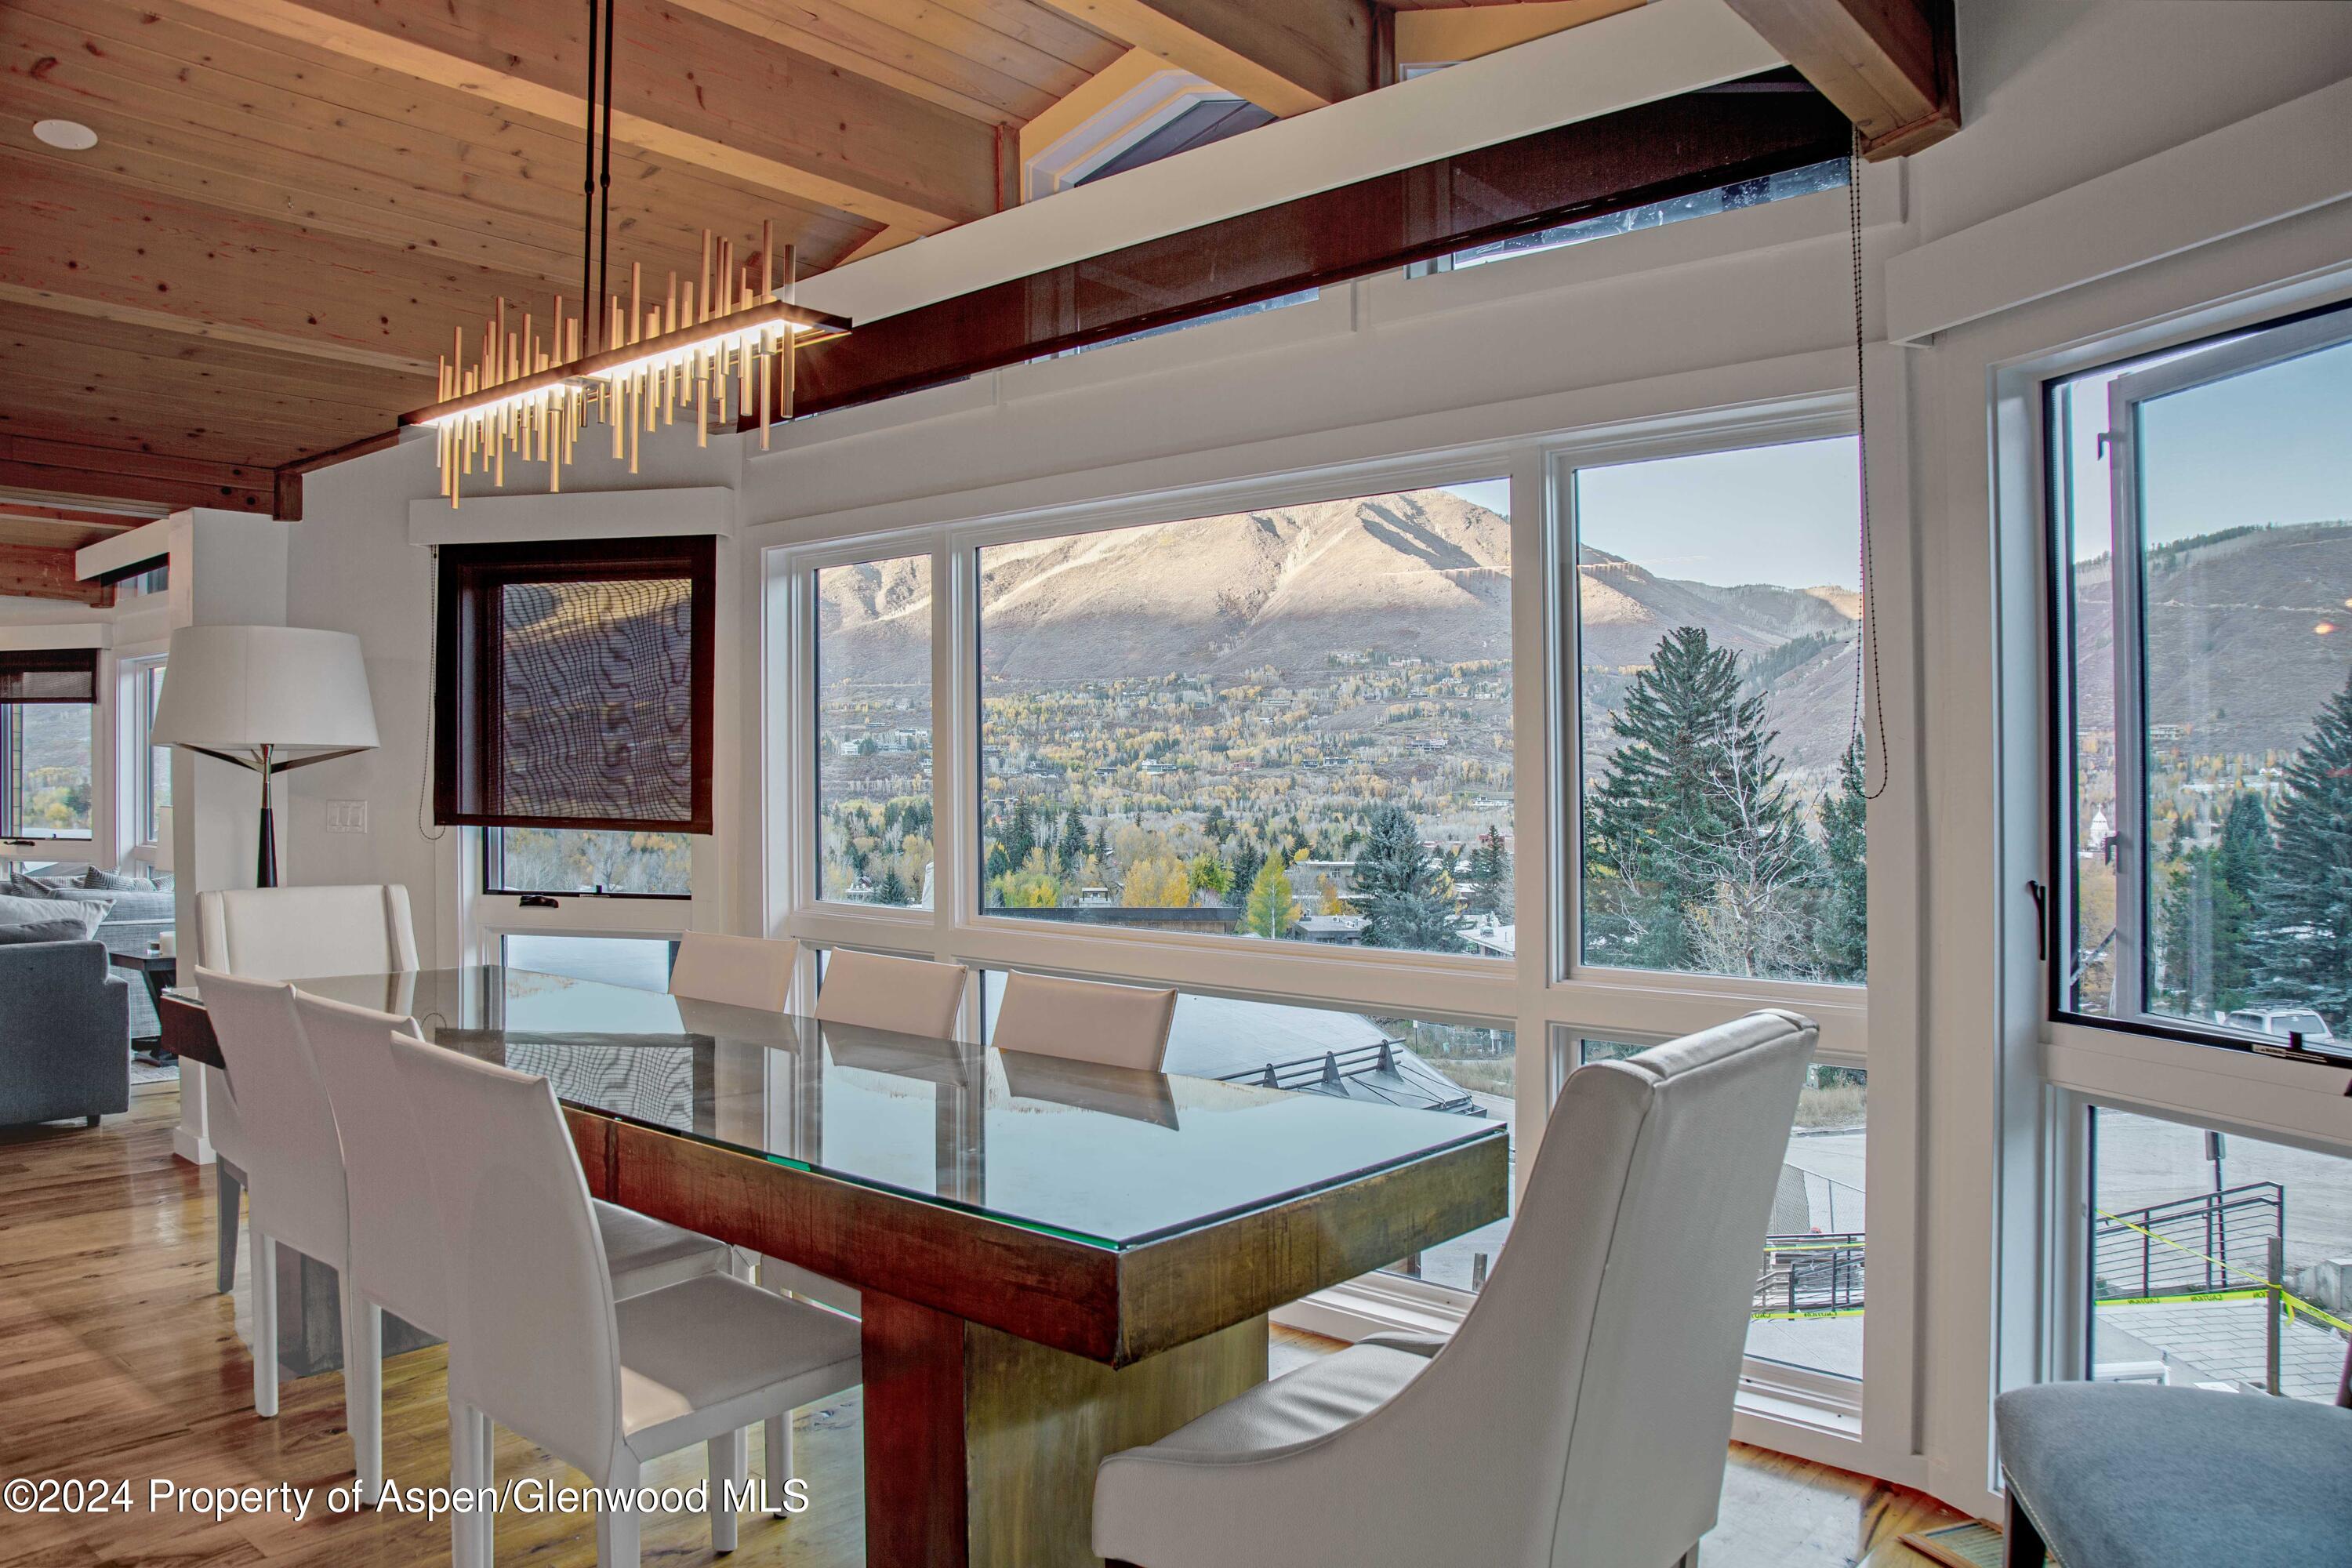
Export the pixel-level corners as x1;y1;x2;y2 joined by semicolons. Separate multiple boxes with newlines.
1575;436;1862;591
2064;332;2352;559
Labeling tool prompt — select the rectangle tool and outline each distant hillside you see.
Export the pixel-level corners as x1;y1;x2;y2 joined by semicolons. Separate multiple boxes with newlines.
815;489;1871;774
2071;520;2352;757
820;489;1511;687
1580;546;1860;775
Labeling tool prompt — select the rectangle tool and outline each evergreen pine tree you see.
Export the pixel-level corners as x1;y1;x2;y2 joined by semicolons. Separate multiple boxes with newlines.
1005;799;1038;869
1089;822;1111;869
1058;807;1087;874
984;840;1011;883
2249;672;2352;1025
1813;735;1869;983
2220;791;2271;912
1229;836;1265;906
1584;626;1817;976
1356;802;1464;952
1465;824;1511;918
874;868;909;906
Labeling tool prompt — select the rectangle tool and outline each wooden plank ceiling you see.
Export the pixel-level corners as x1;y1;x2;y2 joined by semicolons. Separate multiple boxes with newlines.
0;0;1952;541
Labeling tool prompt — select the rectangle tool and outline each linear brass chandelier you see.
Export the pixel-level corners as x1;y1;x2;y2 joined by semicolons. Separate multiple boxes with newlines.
401;0;848;506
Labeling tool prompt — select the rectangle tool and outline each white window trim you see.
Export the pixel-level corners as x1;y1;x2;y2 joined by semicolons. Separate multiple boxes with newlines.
758;383;1918;1477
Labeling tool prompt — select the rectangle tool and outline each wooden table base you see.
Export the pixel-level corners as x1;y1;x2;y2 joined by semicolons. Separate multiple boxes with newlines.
862;1294;1269;1568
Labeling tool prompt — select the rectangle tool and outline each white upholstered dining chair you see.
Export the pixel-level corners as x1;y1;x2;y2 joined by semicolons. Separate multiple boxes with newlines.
1091;1008;1818;1568
391;1033;863;1568
194;968;354;1427
993;970;1178;1073
668;931;798;1013
197;884;418;1296
812;948;969;1040
293;989;737;1498
752;949;973;1483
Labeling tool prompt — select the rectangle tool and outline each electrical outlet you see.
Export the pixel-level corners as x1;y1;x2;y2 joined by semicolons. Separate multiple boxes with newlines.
326;799;368;834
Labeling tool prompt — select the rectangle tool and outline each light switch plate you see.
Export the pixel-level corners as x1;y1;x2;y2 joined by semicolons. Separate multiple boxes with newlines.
326;799;368;833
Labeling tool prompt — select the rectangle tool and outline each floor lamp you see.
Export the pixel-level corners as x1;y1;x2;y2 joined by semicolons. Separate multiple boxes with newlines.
150;626;379;888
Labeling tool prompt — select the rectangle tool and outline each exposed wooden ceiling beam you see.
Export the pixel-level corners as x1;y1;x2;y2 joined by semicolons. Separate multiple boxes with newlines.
168;0;1006;234
0;436;273;515
0;285;435;379
662;0;1042;125
0;543;115;607
0;506;140;555
1036;0;1377;117
0;153;548;377
1720;0;1958;157
0;0;880;283
1392;1;1643;66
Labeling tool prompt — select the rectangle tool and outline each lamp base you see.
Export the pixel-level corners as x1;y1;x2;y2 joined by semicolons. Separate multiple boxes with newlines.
256;800;277;889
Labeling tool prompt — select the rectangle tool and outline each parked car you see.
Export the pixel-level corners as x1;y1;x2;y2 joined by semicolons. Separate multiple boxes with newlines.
2222;1006;2336;1043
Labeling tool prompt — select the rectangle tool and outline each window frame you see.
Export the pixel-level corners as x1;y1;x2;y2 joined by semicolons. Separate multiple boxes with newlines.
1551;410;1871;1008
433;535;718;835
123;655;167;851
2;700;98;843
758;387;1904;1473
477;826;695;902
2044;300;2352;1062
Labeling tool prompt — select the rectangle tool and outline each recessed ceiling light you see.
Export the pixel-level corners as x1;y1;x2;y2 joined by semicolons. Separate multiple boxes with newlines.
34;119;98;151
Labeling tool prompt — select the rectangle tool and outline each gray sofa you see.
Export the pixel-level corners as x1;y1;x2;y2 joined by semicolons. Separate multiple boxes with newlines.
2;872;172;1038
0;940;132;1127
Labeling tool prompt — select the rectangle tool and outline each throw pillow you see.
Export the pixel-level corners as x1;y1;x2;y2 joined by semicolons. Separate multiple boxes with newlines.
0;916;94;946
0;891;107;936
82;866;158;891
3;869;61;900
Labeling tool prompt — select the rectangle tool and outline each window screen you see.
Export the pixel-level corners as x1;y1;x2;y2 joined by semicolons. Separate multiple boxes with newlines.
434;537;715;833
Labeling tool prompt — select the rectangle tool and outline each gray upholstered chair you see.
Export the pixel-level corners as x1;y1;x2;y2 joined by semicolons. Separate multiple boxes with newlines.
1091;1008;1817;1568
1996;1345;2352;1567
0;938;132;1127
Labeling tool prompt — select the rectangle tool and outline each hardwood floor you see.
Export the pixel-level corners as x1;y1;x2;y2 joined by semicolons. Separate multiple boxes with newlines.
0;1088;1967;1567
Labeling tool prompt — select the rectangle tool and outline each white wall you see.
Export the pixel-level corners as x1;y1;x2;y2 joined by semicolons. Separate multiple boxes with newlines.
43;0;2347;1518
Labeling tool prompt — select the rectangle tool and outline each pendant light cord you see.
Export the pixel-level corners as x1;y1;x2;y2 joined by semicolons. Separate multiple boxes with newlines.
579;0;617;348
1849;128;1889;801
581;0;599;345
597;0;616;322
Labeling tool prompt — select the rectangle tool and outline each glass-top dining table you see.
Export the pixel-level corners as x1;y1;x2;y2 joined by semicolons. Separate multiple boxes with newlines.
161;964;1508;1568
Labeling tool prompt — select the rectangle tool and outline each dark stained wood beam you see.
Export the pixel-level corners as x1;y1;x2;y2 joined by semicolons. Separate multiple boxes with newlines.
1722;0;1958;158
170;0;1007;234
0;543;114;606
782;72;1850;417
0;435;272;514
1038;0;1378;116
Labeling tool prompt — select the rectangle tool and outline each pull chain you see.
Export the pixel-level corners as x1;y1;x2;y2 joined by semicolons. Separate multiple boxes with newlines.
1849;128;1889;801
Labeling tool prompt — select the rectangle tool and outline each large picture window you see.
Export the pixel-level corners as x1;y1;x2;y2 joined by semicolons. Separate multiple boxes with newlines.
974;483;1513;956
817;555;934;907
2052;306;2352;1053
1573;438;1867;983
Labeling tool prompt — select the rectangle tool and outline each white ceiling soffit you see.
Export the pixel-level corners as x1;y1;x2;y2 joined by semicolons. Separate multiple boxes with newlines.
74;517;172;583
798;0;1784;327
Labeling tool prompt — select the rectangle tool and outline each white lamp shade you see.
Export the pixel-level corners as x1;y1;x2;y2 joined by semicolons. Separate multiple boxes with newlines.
151;625;379;756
